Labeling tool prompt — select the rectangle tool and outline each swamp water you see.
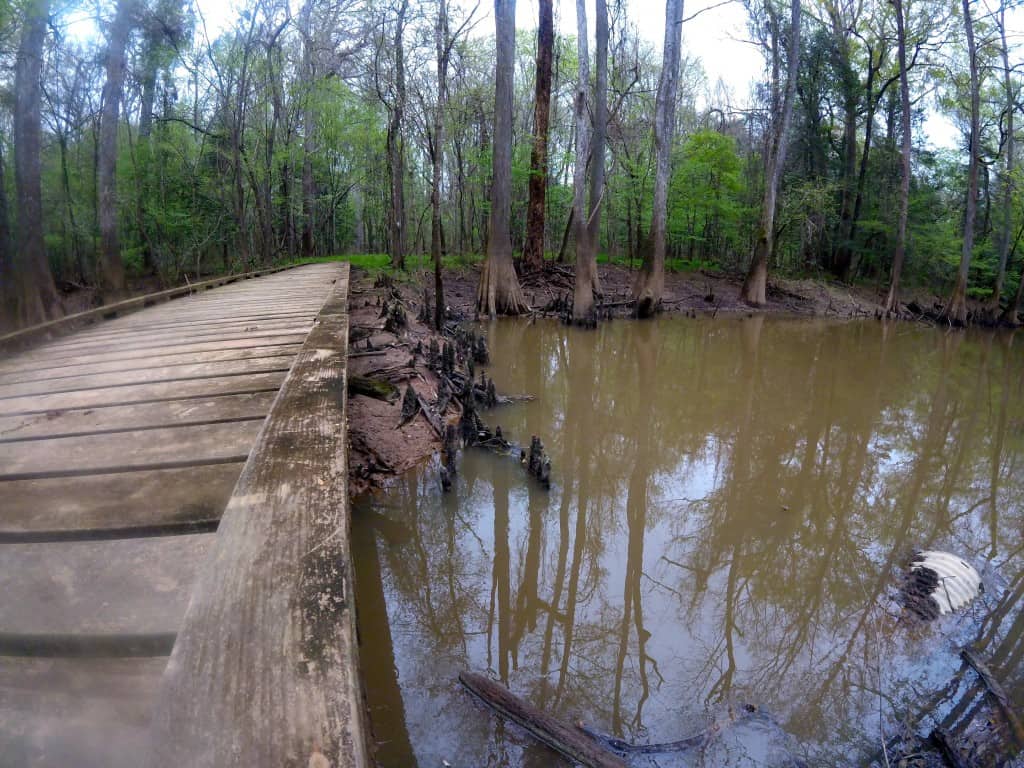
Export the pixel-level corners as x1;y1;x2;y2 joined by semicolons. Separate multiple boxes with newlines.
352;316;1024;767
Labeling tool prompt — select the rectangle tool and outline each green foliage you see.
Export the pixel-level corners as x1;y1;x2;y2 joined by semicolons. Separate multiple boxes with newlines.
668;130;746;264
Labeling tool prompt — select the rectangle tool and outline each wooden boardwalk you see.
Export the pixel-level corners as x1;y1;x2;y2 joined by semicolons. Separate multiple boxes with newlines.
0;263;365;767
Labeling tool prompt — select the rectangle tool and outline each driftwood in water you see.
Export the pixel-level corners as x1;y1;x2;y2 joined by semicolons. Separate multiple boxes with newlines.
578;705;758;755
459;671;627;768
524;436;551;488
961;647;1024;746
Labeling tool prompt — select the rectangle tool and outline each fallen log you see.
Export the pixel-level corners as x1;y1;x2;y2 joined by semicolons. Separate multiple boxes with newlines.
458;671;627;768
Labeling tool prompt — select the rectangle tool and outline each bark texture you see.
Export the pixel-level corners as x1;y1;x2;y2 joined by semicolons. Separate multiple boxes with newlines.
633;0;684;317
883;0;912;316
8;0;59;329
572;0;607;325
739;0;801;306
477;0;528;316
98;0;137;298
521;0;554;272
943;0;980;326
387;0;409;270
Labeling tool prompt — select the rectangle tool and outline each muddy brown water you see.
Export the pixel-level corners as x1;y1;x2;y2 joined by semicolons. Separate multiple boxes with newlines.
353;316;1024;767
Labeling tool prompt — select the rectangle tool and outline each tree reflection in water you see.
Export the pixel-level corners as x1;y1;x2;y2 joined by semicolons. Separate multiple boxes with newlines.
353;317;1024;768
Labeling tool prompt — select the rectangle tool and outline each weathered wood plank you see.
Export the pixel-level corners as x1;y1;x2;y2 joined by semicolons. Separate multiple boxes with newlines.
0;355;296;399
16;327;311;363
35;317;313;354
0;264;300;355
0;346;300;386
0;657;167;768
0;463;243;536
0;392;274;441
149;264;367;768
0;370;287;416
0;534;212;636
44;312;314;345
0;338;307;377
0;420;261;477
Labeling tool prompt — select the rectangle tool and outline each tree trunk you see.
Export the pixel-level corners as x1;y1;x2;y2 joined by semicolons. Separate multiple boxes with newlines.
572;0;607;325
943;0;980;326
883;0;911;315
477;0;528;316
432;0;449;330
739;0;801;306
387;0;409;270
7;0;59;329
988;6;1014;319
98;0;137;299
299;0;315;259
633;0;684;317
0;135;11;327
521;0;554;272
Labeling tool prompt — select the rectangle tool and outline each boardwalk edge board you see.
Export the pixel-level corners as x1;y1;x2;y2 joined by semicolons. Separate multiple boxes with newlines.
148;264;369;767
0;264;303;355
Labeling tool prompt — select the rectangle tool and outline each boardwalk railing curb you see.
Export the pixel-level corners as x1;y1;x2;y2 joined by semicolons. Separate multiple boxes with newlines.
147;263;369;768
0;263;306;356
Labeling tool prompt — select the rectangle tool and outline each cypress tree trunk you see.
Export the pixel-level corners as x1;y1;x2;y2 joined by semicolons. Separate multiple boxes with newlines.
943;0;980;326
572;0;607;325
988;8;1014;319
8;0;59;328
477;0;528;316
739;0;800;306
98;0;137;299
521;0;554;272
387;0;409;270
432;0;450;330
883;0;911;315
633;0;684;317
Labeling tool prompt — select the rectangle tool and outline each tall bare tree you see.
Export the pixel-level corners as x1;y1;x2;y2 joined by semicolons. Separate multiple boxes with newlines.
883;0;912;315
988;1;1015;321
521;0;554;272
739;0;801;306
431;0;450;329
383;0;409;270
572;0;608;324
5;0;59;329
98;0;138;298
634;0;685;317
943;0;980;325
477;0;528;316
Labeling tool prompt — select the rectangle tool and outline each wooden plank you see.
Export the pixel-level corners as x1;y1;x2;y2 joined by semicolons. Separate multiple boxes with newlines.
0;264;303;355
0;534;212;636
0;392;274;441
0;420;262;478
0;370;287;416
0;657;167;768
16;326;311;363
0;345;300;386
0;338;306;377
44;311;315;344
150;264;368;768
36;316;313;354
0;463;243;537
0;355;296;399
